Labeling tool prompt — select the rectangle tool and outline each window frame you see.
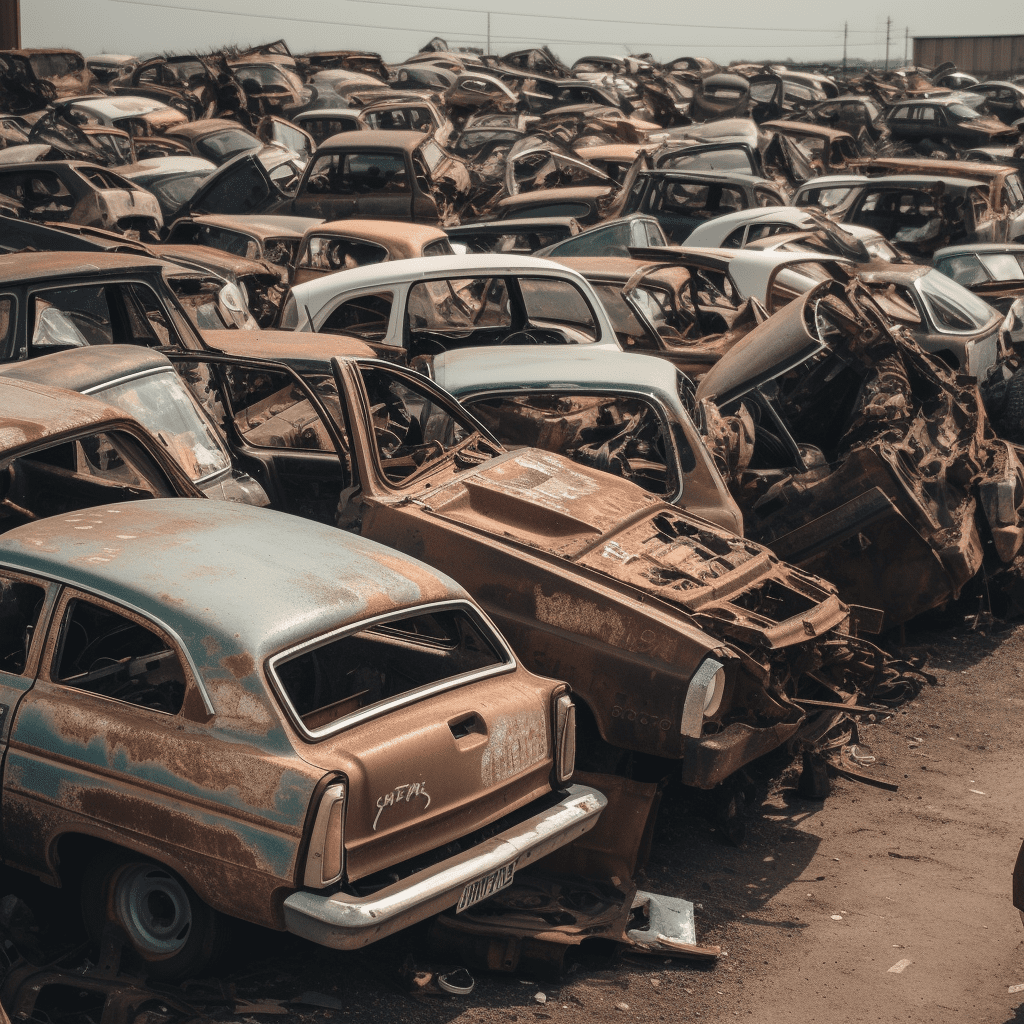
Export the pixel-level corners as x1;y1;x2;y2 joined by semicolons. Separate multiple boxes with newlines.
266;598;515;740
42;585;211;716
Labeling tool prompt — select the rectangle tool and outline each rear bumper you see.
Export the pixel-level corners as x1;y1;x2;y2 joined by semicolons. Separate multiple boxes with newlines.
282;784;607;949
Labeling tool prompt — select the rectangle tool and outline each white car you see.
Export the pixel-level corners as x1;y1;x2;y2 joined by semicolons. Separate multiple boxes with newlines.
683;207;905;263
279;253;622;360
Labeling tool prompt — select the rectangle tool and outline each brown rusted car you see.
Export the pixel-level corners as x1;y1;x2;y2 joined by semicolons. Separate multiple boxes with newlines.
160;343;893;791
0;383;603;977
291;219;454;285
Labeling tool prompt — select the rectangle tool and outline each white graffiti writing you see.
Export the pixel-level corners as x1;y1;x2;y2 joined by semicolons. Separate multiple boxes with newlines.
373;781;431;831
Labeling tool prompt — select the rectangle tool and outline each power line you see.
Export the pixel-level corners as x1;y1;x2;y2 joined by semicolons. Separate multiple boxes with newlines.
105;0;883;51
340;0;879;34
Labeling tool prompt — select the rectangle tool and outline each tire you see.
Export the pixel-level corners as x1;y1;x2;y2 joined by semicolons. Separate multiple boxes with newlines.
1001;369;1024;444
81;850;227;980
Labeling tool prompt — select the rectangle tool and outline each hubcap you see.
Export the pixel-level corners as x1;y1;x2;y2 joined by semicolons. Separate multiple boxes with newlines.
112;863;192;956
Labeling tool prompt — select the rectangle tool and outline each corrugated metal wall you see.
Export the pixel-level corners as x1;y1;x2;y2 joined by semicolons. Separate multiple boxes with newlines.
913;35;1024;78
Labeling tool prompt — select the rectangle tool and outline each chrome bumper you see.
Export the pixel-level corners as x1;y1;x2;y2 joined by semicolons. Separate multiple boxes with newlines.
283;784;606;949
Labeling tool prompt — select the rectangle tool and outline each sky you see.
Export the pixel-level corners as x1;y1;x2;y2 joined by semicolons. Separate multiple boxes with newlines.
19;0;1024;67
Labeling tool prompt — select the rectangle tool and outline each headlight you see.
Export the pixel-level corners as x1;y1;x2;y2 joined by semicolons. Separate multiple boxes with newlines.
680;658;725;738
304;779;346;887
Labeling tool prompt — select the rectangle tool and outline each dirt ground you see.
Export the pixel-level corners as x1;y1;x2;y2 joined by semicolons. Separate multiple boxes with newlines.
9;617;1024;1024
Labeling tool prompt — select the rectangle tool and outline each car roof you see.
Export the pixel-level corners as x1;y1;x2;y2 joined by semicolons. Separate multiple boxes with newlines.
637;168;779;188
301;218;447;246
0;345;172;394
0;250;172;285
316;128;431;153
68;95;175;116
0;499;465;671
185;213;322;237
289;252;594;296
201;329;376;367
0;376;135;458
432;345;682;401
798;173;988;190
890;96;967;107
934;242;1024;258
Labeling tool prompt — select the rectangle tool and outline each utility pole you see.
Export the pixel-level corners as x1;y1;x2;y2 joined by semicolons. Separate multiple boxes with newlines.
486;11;490;54
843;21;848;75
884;15;891;71
0;0;19;49
904;26;909;66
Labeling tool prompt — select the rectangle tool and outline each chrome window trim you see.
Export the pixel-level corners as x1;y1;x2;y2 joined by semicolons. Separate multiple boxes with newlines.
266;598;516;741
0;567;215;716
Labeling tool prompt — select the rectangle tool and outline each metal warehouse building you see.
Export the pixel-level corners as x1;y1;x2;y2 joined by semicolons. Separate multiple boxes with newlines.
913;35;1024;78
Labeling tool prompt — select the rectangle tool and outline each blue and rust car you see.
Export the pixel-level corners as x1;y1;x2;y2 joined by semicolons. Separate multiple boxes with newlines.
0;393;602;978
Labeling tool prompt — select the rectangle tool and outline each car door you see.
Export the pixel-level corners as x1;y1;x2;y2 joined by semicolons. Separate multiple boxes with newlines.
184;151;284;218
2;583;300;887
165;351;352;525
256;115;314;166
0;570;55;824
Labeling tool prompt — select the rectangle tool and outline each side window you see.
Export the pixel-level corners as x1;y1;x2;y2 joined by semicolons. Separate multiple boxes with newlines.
0;575;46;676
24;172;75;219
891;106;910;120
222;365;337;451
304;152;409;196
360;366;476;485
917;107;937;122
119;282;178;347
466;392;675;496
302;236;389;272
0;295;15;361
755;188;783;208
31;286;114;350
322;291;393;341
2;432;176;528
53;598;186;714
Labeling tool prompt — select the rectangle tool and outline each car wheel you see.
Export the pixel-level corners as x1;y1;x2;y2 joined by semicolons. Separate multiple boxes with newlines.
81;850;226;980
999;368;1024;444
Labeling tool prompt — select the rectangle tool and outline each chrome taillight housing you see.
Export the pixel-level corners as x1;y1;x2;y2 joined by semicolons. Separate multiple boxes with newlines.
304;781;347;888
553;691;576;785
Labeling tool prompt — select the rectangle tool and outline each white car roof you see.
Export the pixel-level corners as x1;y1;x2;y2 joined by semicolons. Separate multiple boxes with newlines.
290;253;596;303
684;208;821;248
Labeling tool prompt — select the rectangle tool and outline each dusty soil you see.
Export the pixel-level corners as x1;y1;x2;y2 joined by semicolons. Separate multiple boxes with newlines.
9;617;1024;1024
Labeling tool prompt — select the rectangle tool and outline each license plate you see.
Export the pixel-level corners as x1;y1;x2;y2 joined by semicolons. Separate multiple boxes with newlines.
456;858;517;912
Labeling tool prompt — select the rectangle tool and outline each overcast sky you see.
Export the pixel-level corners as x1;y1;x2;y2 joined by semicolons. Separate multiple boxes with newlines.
20;0;1022;67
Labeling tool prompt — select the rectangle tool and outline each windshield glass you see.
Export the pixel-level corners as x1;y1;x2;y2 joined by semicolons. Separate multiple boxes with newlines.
96;371;232;483
142;171;211;215
917;269;996;333
196;129;260;163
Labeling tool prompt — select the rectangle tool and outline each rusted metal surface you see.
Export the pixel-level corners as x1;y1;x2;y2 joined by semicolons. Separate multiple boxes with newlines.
0;491;596;953
696;280;1024;628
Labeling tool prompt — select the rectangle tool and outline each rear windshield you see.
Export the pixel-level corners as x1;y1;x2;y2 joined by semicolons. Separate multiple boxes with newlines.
269;604;510;736
917;269;996;333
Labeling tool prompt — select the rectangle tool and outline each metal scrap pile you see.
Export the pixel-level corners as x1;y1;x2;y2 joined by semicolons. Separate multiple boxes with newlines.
2;27;1024;1005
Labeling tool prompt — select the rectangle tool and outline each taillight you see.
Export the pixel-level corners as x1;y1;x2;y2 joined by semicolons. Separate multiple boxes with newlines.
553;692;576;786
304;781;346;888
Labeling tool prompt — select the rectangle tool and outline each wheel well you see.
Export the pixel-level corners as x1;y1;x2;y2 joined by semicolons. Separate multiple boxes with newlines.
933;349;960;369
52;833;121;891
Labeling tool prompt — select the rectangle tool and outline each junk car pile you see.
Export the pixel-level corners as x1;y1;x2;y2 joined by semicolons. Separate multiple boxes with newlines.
2;31;1024;995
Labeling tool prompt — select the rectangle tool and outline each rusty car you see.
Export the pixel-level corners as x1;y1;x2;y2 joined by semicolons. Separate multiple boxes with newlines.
164;213;321;272
0;160;163;236
158;342;897;791
0;487;603;975
693;278;1024;628
291;219;454;285
0;347;269;504
280;130;472;226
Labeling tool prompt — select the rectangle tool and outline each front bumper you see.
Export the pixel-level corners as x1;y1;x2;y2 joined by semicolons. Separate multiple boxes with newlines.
282;784;607;949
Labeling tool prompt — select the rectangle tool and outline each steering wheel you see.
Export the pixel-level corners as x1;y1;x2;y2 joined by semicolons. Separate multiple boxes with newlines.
500;330;545;345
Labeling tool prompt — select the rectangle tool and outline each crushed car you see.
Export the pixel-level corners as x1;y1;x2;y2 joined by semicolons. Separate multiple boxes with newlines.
693;278;1024;628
